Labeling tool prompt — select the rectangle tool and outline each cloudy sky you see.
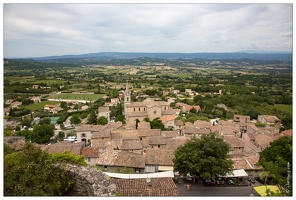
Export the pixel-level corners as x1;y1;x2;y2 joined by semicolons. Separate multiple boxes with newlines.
3;2;293;58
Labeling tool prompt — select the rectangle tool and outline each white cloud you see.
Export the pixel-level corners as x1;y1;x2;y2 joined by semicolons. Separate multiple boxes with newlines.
3;3;293;57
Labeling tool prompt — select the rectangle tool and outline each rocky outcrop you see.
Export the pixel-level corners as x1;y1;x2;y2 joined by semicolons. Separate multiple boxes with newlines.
55;163;117;196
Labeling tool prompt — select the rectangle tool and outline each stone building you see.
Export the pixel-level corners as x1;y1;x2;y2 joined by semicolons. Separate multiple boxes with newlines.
123;82;172;124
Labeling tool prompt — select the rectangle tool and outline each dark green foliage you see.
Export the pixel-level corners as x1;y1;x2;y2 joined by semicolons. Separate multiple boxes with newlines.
4;143;73;196
97;116;108;125
115;114;126;124
173;133;233;181
57;113;68;124
21;117;32;127
4;143;16;155
30;124;55;144
60;101;68;108
257;136;292;196
150;117;165;130
70;114;81;125
50;151;87;166
87;111;97;124
15;129;32;139
39;117;51;125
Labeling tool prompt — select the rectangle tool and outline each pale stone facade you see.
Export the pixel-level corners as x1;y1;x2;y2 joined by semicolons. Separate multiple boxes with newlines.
124;82;172;124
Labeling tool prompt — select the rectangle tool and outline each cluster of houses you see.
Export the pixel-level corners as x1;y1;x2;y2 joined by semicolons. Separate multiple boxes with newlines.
38;112;290;180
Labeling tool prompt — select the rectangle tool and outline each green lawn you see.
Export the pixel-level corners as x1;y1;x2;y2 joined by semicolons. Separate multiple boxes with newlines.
24;101;60;111
50;93;104;101
274;104;292;115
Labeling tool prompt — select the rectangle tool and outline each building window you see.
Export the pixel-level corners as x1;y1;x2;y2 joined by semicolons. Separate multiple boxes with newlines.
104;166;107;170
134;108;135;112
88;158;90;162
81;133;86;138
158;145;160;148
139;108;140;111
144;108;146;111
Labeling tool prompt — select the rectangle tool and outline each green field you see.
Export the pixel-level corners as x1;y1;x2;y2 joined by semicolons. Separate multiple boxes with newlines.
50;93;104;101
24;101;60;111
274;104;292;115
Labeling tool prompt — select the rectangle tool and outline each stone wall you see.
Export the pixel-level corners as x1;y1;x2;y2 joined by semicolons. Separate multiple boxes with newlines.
55;163;117;196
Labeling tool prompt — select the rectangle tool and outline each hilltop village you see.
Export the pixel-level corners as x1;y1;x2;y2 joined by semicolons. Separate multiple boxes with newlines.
4;82;291;183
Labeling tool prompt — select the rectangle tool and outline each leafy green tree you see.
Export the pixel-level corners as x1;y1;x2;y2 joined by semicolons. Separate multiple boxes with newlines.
97;116;108;125
9;108;15;117
50;151;87;166
60;101;67;109
57;131;65;141
4;143;16;155
70;114;81;125
16;129;32;140
21;117;32;127
189;107;197;114
115;114;126;124
87;111;97;124
30;124;55;144
173;133;233;183
257;136;292;196
150;117;165;130
4;143;73;196
39;117;51;125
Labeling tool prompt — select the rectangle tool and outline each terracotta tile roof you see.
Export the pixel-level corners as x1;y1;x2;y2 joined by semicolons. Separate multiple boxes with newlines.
161;131;179;138
224;136;244;148
244;154;262;170
91;130;111;139
126;102;147;107
147;136;167;145
161;109;178;115
164;137;188;150
210;125;220;133
110;131;122;140
230;154;261;170
174;119;184;126
41;142;82;155
141;140;150;148
138;128;161;137
98;106;109;112
114;177;179;196
183;126;199;134
145;149;175;166
240;139;261;153
160;115;175;123
138;121;151;129
247;123;262;133
282;129;292;136
105;121;123;130
81;147;100;158
255;134;274;149
120;129;140;139
96;150;145;168
91;139;122;150
121;138;143;150
220;125;240;136
193;120;212;129
261;115;280;123
76;124;105;132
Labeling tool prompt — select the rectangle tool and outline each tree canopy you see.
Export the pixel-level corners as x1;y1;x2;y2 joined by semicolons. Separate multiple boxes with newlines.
257;136;292;196
4;143;73;196
86;111;97;124
173;132;233;182
97;116;108;125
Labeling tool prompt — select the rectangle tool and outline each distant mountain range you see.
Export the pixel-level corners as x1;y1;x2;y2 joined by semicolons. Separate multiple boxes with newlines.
29;51;292;62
